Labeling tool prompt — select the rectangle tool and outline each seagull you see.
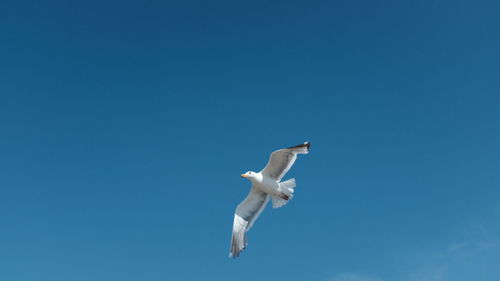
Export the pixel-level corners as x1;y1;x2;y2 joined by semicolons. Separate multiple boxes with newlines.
229;141;311;258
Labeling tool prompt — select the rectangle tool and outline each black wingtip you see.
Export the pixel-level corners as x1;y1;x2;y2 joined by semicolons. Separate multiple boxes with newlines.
287;141;311;151
305;141;311;150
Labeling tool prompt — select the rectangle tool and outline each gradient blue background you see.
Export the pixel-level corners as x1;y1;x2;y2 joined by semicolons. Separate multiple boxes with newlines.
1;1;499;281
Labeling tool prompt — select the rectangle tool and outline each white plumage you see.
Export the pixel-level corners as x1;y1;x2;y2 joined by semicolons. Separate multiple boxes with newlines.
229;141;311;258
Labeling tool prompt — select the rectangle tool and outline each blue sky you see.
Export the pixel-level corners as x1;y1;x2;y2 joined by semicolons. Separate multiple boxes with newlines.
1;0;499;280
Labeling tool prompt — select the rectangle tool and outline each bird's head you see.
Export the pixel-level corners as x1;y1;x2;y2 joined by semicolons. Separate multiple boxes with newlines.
240;171;256;180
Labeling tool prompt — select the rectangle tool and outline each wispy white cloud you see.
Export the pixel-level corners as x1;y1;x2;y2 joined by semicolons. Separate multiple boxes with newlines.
329;226;499;281
331;273;383;281
407;266;446;281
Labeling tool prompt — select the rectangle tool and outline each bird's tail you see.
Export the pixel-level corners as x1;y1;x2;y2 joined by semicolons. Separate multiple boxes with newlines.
271;178;296;208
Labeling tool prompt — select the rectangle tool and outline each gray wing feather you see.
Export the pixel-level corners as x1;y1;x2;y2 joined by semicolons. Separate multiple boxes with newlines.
261;142;311;181
229;187;269;258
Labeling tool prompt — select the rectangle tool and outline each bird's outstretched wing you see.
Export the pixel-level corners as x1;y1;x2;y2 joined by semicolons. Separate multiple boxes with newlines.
229;187;269;258
261;142;311;181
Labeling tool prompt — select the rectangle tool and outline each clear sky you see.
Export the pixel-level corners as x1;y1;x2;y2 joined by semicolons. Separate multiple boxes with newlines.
1;0;499;281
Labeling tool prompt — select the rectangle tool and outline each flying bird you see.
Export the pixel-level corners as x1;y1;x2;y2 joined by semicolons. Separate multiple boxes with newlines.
229;141;311;258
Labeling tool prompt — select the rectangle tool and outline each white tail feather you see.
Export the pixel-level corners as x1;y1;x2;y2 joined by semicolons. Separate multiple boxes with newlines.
271;178;296;208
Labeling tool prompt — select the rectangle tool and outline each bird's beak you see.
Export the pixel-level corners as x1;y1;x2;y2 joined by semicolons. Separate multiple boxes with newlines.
241;174;249;178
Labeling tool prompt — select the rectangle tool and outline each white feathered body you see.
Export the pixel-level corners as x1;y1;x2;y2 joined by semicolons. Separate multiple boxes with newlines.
248;173;279;195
